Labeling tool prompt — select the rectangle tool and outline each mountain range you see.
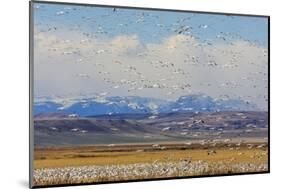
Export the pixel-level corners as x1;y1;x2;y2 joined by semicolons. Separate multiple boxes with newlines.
34;94;258;117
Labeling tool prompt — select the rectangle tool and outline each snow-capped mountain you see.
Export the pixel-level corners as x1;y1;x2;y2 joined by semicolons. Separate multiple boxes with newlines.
159;94;256;113
34;94;257;117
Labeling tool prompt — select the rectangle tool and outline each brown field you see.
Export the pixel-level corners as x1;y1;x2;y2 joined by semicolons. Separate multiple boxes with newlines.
33;142;268;186
34;142;268;169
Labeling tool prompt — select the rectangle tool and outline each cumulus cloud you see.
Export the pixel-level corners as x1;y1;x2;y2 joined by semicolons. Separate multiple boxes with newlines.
110;35;140;53
33;29;268;110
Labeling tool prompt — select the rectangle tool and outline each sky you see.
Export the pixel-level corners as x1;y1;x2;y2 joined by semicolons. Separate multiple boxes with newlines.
32;2;269;110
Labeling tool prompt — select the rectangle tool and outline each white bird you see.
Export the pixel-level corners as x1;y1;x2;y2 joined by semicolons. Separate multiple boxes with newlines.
162;127;171;131
56;11;65;15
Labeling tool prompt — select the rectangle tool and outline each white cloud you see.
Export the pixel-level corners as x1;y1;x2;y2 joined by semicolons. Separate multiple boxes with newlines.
33;29;268;110
110;34;140;53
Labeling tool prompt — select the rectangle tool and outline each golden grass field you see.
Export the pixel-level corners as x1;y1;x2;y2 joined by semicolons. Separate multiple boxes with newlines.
33;142;268;186
34;142;268;169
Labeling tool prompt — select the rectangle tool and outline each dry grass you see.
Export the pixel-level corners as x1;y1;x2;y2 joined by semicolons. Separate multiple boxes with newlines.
34;143;268;169
33;142;268;187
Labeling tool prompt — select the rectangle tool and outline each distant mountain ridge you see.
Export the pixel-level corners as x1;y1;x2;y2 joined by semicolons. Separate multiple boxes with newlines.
34;94;257;117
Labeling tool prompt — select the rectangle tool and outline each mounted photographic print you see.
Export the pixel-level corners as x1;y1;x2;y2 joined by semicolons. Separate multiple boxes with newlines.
30;1;269;188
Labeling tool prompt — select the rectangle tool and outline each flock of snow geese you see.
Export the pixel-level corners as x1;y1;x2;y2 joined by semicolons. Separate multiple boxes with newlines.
34;4;268;108
33;159;268;185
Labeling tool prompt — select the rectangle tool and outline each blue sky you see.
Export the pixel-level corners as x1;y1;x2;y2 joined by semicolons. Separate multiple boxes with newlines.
33;2;268;47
